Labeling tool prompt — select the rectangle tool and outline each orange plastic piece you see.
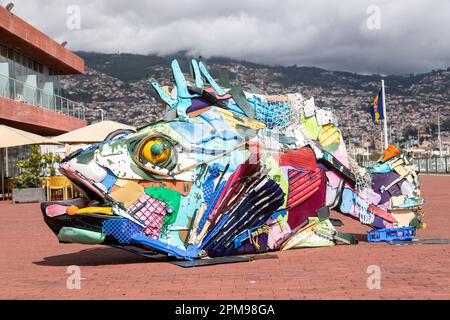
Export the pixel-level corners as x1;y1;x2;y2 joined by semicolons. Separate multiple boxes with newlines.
381;144;400;163
66;206;79;215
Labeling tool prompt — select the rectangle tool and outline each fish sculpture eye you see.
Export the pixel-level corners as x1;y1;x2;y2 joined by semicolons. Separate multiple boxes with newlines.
142;138;170;164
134;134;177;171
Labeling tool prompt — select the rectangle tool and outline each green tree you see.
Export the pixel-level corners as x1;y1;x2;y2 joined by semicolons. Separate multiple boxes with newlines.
15;146;62;189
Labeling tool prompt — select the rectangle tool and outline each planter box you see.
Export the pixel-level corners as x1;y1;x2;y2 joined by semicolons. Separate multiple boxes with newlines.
12;188;45;204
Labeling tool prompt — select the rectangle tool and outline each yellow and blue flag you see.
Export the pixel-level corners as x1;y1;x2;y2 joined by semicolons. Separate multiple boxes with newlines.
370;89;384;124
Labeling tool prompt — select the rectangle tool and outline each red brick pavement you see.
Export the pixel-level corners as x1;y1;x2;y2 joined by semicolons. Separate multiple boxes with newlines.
0;174;449;299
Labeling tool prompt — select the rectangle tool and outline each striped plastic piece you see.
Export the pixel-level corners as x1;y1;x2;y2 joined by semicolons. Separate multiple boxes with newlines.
287;167;322;209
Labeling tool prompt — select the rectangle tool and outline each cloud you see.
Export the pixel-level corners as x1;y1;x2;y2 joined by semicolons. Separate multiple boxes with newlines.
6;0;450;74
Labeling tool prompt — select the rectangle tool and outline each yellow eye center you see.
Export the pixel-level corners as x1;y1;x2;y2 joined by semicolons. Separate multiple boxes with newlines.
141;139;170;165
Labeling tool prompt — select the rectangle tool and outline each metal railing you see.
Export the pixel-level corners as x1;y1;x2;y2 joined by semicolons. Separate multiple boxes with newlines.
357;157;450;174
411;157;450;174
0;74;85;120
357;160;377;168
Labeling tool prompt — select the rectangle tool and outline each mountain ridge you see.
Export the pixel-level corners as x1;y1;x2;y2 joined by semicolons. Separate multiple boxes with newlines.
60;51;450;149
74;51;448;94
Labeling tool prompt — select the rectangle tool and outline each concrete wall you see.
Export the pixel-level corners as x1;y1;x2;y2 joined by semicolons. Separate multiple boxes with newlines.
0;96;87;135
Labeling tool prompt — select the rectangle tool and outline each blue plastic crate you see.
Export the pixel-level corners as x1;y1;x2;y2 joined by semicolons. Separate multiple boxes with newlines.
367;227;415;242
102;219;144;244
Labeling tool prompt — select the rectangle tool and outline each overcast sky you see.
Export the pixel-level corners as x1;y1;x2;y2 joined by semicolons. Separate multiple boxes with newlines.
5;0;450;74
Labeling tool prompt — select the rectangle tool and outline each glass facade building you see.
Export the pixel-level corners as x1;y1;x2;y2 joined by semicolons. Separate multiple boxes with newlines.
0;43;67;111
0;40;87;123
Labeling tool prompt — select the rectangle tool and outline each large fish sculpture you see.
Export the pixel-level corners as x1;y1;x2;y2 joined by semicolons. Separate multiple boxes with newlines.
41;59;425;260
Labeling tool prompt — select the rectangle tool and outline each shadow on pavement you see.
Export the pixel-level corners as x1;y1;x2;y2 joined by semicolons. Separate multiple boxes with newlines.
33;246;174;267
352;233;369;242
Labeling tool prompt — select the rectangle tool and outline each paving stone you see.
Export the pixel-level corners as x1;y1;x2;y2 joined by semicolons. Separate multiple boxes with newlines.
0;174;448;299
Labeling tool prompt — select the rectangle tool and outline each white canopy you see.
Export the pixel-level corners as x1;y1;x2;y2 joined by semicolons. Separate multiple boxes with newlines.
48;120;136;144
0;125;51;148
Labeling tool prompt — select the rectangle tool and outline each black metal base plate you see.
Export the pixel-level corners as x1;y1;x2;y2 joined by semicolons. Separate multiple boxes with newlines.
171;256;254;268
389;238;450;245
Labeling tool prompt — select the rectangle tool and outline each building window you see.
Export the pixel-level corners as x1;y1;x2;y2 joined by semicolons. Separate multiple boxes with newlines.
14;51;21;63
0;44;7;57
0;42;57;76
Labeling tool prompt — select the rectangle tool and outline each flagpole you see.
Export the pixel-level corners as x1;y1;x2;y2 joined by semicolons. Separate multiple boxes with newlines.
437;110;442;157
381;79;389;149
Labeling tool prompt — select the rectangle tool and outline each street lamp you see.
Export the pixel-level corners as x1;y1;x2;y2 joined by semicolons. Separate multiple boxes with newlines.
437;110;442;158
5;3;14;11
99;109;106;121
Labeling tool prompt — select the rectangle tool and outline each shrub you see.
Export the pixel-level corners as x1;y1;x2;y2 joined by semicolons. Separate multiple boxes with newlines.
15;146;62;189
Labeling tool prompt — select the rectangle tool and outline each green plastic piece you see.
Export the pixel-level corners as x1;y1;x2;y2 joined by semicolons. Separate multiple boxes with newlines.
228;85;255;118
151;143;164;156
57;227;105;244
324;141;340;153
335;231;358;245
249;84;264;95
300;114;321;140
260;152;289;207
145;187;181;233
76;150;95;165
409;215;423;228
219;68;231;87
317;206;330;221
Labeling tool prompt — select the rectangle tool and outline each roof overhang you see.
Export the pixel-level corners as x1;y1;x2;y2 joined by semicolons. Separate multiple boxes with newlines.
0;6;84;75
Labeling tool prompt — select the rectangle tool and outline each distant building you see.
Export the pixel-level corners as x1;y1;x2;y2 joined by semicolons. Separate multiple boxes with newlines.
0;5;86;135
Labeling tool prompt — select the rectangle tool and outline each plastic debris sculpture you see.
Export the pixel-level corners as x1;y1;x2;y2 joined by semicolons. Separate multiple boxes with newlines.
41;59;425;261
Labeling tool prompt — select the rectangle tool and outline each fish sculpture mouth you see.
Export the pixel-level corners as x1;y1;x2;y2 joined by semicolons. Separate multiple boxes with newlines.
41;147;125;242
63;170;107;205
40;59;426;262
59;149;110;205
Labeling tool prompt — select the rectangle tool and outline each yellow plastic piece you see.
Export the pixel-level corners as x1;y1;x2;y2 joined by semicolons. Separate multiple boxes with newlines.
319;124;340;147
66;206;113;216
216;108;266;130
77;207;113;215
